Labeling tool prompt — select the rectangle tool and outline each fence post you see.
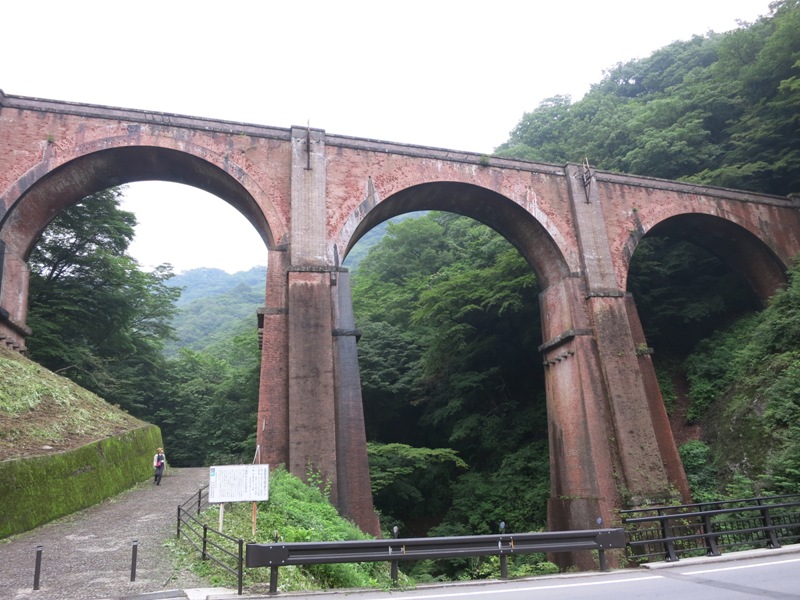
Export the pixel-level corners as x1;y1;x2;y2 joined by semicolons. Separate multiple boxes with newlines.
33;545;43;591
177;506;182;539
131;540;139;582
758;500;782;548
498;522;508;579
202;524;208;561
702;513;720;556
390;526;399;586
269;566;279;595
659;511;679;562
197;486;203;515
237;538;244;596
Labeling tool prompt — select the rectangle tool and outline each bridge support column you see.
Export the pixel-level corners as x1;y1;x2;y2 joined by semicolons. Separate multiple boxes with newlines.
258;125;378;534
566;163;685;506
540;276;621;570
287;269;339;504
332;270;380;535
586;293;683;504
624;293;691;503
0;242;32;352
539;166;690;569
257;247;290;467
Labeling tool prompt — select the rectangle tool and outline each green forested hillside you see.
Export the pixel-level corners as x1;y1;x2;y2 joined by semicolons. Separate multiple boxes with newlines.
682;262;800;498
164;267;266;355
170;267;267;306
496;0;799;196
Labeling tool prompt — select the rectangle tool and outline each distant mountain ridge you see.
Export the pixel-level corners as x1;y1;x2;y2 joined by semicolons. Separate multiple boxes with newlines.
169;266;267;306
164;214;420;355
165;266;267;355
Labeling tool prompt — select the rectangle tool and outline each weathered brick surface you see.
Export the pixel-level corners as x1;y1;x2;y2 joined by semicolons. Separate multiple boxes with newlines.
3;92;800;557
287;271;337;498
332;271;380;535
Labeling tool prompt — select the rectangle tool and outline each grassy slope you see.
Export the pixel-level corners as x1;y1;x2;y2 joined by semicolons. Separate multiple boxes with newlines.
0;345;146;461
0;345;163;537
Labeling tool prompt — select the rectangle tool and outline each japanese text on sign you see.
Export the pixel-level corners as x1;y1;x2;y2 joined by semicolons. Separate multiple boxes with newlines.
209;464;270;503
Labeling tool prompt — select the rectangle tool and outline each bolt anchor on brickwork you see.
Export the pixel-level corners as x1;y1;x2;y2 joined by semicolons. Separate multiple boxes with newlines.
306;122;312;170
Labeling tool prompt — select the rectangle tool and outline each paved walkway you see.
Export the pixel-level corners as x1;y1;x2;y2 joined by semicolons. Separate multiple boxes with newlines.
0;467;234;600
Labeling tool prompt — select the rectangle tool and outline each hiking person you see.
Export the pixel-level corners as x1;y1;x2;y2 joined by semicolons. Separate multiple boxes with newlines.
153;447;166;485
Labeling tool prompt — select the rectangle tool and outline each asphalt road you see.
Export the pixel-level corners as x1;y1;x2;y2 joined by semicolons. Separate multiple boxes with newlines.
246;548;800;600
0;467;215;600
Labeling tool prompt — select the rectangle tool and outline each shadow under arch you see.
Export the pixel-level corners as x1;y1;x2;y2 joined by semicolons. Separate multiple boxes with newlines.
340;181;571;289
0;146;275;259
626;213;790;304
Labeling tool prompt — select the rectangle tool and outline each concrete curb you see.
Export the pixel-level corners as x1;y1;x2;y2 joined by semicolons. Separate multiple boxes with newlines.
641;543;800;569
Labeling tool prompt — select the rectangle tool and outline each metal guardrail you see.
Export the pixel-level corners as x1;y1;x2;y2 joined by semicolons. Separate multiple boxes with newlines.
177;485;244;595
247;528;626;595
622;494;800;562
179;484;799;594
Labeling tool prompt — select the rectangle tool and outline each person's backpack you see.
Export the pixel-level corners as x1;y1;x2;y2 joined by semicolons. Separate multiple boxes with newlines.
156;454;164;468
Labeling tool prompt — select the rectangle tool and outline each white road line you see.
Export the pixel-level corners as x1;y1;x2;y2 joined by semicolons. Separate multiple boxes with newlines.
683;557;800;575
383;576;664;598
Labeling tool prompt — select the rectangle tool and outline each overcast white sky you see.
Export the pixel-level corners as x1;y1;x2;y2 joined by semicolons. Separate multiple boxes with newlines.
3;0;773;273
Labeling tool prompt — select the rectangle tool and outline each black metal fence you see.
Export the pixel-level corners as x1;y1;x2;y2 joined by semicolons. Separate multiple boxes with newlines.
176;485;244;595
178;483;210;518
247;528;627;595
622;494;800;562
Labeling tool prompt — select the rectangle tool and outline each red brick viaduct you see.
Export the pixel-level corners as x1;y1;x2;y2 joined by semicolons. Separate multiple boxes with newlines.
2;92;799;567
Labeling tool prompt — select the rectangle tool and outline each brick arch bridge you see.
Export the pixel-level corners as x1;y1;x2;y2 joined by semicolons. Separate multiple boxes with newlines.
2;92;799;567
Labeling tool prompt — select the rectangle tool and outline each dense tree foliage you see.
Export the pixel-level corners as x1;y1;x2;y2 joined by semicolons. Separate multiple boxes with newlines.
683;259;800;496
156;330;261;467
27;188;180;415
353;213;550;535
367;443;467;534
26;189;261;466
496;0;800;197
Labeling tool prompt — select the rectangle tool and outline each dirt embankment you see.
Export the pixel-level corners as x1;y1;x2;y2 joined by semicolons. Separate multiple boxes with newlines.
0;346;148;461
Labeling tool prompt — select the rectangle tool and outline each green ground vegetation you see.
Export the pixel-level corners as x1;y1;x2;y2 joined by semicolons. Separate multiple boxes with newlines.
171;466;557;593
0;345;161;536
0;345;147;460
682;259;800;498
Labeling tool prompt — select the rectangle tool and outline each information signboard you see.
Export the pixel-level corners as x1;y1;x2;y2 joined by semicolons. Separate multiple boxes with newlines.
208;464;270;503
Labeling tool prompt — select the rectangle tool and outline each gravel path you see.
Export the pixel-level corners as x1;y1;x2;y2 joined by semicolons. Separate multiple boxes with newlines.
0;467;232;600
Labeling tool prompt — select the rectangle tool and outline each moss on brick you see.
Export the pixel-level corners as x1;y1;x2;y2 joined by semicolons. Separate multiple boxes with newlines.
0;425;163;538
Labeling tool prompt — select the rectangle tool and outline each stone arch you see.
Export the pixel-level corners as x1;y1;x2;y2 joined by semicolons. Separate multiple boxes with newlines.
335;181;572;288
623;213;789;303
0;145;280;259
331;179;590;542
0;144;281;348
